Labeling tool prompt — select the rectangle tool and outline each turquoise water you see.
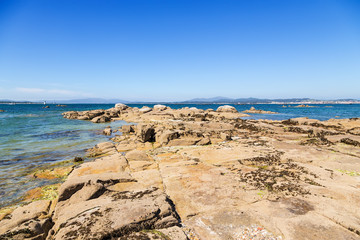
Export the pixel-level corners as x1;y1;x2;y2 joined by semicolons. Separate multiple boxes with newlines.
0;104;126;207
0;103;359;207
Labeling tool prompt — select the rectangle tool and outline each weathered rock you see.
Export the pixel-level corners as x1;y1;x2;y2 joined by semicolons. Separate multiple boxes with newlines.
115;103;128;110
116;142;137;152
0;200;52;240
103;126;112;136
243;106;278;114
125;149;151;161
121;124;135;133
48;188;180;240
91;115;110;123
89;141;118;156
216;105;238;113
196;137;211;145
220;132;231;141
139;106;152;113
154;104;167;111
137;124;156;142
158;130;180;145
167;138;200;146
55;106;360;239
58;172;135;201
69;153;128;178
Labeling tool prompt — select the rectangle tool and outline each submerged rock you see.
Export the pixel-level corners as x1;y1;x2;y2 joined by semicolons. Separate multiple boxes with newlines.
243;106;278;114
103;126;112;136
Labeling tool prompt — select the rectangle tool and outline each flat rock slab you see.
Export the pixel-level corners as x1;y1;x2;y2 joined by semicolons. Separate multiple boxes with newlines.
0;200;52;240
48;189;181;240
69;153;128;178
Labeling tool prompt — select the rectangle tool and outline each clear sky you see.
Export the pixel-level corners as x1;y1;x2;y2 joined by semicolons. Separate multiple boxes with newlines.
0;0;359;101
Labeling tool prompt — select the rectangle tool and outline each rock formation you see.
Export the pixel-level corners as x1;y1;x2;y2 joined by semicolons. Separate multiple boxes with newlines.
2;104;360;239
243;106;278;114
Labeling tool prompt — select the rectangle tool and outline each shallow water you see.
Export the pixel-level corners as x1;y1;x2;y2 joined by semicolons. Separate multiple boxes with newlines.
0;104;126;207
0;103;359;207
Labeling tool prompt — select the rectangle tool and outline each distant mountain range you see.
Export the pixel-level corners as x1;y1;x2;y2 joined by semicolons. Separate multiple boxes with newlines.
1;97;359;104
182;97;313;104
180;97;360;104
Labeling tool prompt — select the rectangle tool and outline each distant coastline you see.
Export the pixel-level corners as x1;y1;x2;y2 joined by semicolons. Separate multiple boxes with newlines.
1;97;360;105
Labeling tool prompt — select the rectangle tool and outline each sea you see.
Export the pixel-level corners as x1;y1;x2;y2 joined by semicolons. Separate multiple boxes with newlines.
0;103;359;208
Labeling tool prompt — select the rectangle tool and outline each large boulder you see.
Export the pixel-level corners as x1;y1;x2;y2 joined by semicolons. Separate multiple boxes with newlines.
158;130;180;145
216;105;238;113
103;126;112;136
121;124;135;134
115;103;128;110
153;104;167;111
136;124;156;142
139;106;152;113
91;115;110;123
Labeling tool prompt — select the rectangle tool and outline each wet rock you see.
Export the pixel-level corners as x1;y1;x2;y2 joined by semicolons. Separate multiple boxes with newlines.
243;107;278;114
103;126;112;136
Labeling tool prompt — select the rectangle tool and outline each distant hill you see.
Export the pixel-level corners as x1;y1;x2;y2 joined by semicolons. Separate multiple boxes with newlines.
185;96;234;103
58;98;129;104
0;99;38;104
180;97;360;104
182;97;314;104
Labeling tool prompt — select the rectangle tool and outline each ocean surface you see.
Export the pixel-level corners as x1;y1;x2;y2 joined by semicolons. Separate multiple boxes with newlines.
0;103;359;207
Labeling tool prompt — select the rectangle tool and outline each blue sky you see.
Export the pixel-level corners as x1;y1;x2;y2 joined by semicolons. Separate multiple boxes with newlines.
0;0;359;101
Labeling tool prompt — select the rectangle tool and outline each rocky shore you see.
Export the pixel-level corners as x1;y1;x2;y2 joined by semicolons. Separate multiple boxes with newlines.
242;106;278;114
1;104;360;239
